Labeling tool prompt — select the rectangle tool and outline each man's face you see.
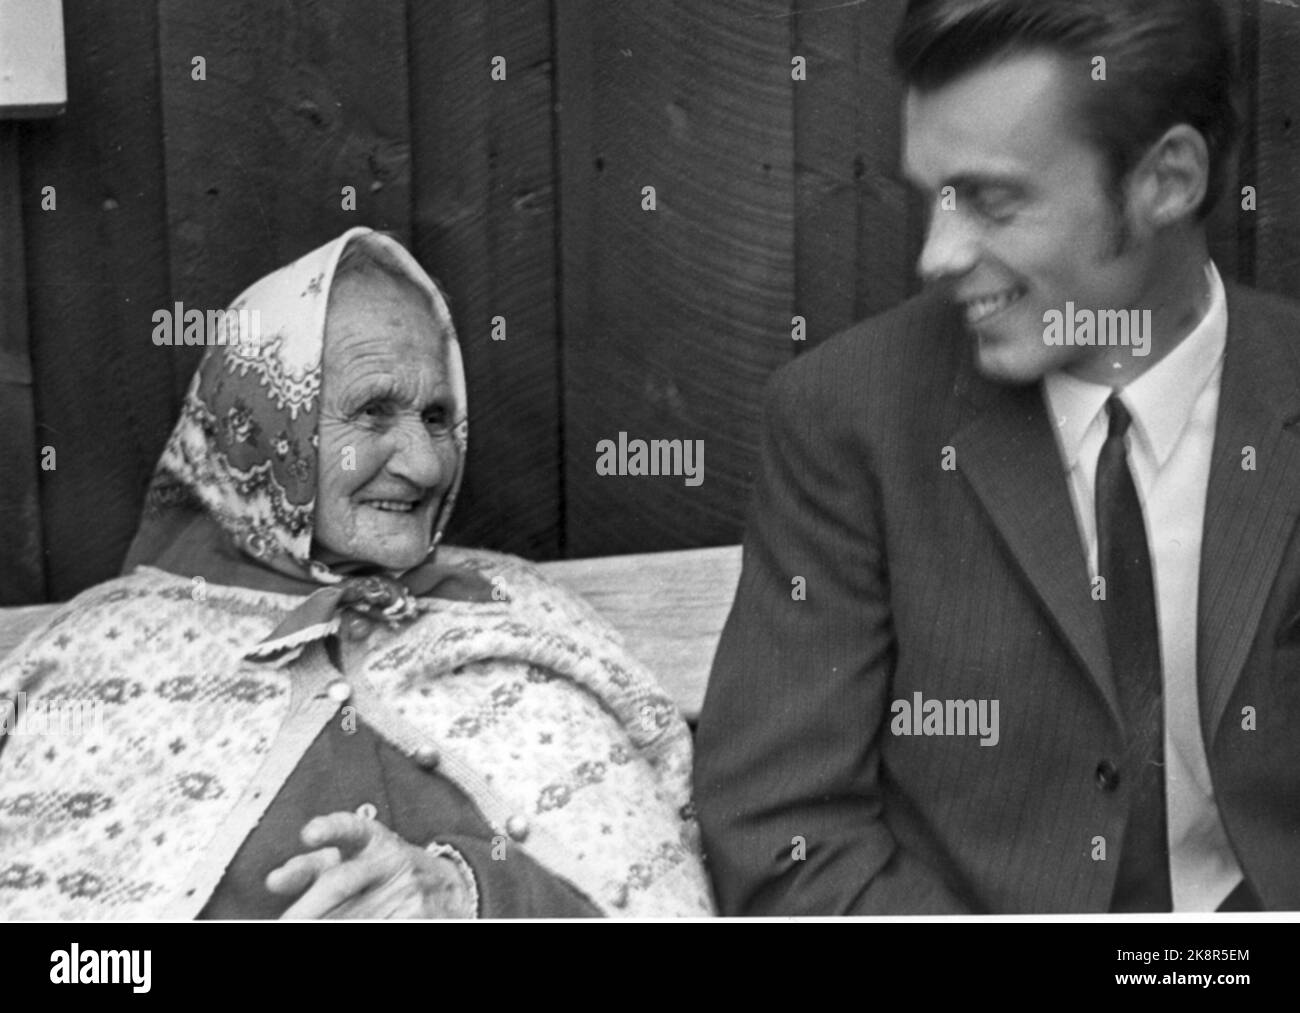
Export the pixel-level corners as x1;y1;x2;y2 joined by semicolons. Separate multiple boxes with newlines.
314;272;458;572
903;51;1151;384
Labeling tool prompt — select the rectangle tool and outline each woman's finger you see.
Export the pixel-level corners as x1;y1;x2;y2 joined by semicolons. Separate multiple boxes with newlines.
278;852;390;919
299;811;378;857
265;846;344;896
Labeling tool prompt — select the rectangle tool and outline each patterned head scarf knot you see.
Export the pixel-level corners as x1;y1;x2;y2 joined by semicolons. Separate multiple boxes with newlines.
123;227;493;659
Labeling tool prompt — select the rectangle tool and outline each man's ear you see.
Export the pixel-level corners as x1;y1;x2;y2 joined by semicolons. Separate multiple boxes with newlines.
1129;124;1211;231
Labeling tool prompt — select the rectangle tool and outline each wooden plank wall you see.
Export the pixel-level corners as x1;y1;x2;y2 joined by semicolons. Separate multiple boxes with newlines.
3;0;1296;604
792;0;917;339
0;123;44;605
1254;0;1300;296
558;0;797;556
17;0;176;602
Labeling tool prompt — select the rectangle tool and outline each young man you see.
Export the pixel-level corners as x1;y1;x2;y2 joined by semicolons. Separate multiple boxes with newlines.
695;0;1300;913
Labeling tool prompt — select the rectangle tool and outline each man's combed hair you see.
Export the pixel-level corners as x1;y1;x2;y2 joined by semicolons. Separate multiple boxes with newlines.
892;0;1241;220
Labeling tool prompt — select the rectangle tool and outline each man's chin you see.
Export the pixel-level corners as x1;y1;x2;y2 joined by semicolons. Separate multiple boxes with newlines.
972;341;1051;386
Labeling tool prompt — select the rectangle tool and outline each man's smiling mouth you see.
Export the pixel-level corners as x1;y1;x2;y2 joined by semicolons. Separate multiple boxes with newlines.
961;286;1027;326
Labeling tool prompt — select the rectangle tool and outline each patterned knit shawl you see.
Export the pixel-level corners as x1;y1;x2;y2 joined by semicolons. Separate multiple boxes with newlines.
0;551;714;919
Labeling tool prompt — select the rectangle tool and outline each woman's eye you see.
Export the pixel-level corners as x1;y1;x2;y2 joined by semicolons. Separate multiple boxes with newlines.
423;407;450;430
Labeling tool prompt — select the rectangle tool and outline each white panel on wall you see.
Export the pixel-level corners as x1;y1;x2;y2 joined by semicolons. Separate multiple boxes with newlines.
0;0;66;117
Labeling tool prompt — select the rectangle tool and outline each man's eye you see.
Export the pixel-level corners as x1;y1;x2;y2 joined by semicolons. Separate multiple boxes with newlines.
972;190;1017;220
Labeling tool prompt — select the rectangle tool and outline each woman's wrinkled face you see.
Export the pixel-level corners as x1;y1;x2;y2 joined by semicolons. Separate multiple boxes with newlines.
314;270;459;572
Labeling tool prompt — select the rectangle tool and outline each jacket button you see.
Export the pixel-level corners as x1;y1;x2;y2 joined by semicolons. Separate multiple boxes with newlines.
326;679;352;703
1095;760;1120;791
413;745;441;770
506;815;530;842
342;614;371;641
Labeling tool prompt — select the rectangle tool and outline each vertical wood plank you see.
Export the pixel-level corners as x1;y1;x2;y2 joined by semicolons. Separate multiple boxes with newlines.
1235;0;1260;287
0;123;46;603
17;0;175;601
409;0;563;560
793;0;914;347
157;0;414;399
1253;0;1300;299
1205;0;1245;284
557;0;797;557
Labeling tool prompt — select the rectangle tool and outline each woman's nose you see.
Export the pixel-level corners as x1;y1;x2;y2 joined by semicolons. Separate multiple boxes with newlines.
385;422;451;490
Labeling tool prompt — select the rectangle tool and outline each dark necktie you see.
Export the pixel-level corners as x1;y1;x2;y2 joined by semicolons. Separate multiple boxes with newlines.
1095;394;1171;911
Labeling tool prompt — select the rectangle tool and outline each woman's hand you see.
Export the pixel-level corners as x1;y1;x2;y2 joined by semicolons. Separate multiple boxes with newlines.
266;811;476;919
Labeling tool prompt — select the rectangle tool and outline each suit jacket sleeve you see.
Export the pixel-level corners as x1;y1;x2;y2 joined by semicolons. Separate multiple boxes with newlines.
693;354;970;915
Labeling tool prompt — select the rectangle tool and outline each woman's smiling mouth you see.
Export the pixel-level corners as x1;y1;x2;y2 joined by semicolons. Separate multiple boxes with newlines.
364;499;420;514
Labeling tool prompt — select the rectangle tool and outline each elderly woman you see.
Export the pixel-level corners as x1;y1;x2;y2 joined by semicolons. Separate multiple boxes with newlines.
0;228;714;919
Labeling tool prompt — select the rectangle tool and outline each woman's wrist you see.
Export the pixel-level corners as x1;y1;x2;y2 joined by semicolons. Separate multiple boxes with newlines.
423;841;480;918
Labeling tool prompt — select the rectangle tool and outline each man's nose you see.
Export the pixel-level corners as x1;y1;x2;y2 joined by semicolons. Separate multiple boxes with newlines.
917;203;979;284
386;422;451;490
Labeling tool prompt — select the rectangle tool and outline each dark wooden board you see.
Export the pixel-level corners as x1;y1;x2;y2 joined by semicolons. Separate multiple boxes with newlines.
1253;0;1300;298
793;0;914;346
17;0;176;601
1205;0;1247;284
558;0;797;556
0;124;45;603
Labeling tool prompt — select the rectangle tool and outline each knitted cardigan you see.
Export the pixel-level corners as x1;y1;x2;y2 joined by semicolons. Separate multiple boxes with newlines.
0;548;715;920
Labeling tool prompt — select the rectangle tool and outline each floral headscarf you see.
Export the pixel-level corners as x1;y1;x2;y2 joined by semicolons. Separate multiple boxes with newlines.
123;227;491;654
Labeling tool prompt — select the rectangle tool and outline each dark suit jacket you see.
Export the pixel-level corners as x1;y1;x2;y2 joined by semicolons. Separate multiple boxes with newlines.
694;282;1300;914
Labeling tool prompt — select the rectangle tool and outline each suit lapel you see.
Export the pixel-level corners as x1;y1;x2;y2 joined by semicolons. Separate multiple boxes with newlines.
951;375;1121;723
1199;285;1300;747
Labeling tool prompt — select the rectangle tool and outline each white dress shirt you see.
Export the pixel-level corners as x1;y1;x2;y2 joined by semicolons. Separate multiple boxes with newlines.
1042;260;1241;911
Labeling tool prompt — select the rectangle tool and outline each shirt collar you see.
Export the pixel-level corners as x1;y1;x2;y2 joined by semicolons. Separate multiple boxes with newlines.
1043;260;1227;470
